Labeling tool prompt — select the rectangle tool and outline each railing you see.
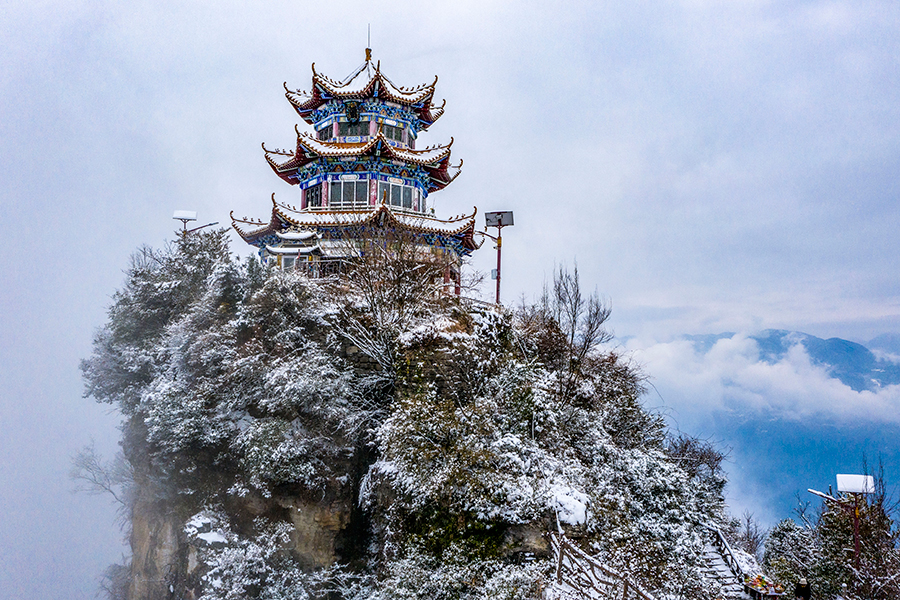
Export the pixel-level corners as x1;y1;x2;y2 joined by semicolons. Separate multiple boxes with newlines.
459;296;499;309
704;523;788;599
548;532;656;600
704;523;745;581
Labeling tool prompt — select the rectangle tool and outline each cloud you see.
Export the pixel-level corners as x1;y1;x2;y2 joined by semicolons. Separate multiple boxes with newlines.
627;333;900;426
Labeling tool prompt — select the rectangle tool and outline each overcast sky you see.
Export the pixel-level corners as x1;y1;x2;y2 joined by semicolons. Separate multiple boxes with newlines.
3;1;900;597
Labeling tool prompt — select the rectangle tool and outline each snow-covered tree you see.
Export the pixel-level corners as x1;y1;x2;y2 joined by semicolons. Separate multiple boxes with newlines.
763;470;900;600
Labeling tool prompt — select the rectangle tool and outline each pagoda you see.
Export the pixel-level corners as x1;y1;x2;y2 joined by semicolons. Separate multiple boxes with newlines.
231;49;478;294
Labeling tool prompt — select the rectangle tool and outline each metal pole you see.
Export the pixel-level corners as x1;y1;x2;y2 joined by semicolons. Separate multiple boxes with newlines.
495;227;502;304
853;493;861;570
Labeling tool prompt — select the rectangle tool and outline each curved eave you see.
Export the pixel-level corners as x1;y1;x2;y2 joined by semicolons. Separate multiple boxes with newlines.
417;99;446;130
285;63;438;122
230;195;301;245
376;205;478;255
276;202;477;237
263;133;459;190
237;202;479;256
425;158;463;192
316;67;436;105
294;132;453;165
265;243;322;256
230;208;288;245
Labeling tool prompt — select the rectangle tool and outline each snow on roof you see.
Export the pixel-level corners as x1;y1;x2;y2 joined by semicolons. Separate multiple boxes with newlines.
275;202;477;238
294;132;452;165
265;244;322;255
311;59;437;104
283;54;446;128
276;230;319;241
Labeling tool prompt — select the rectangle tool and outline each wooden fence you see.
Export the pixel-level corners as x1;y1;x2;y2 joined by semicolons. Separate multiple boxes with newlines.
548;532;656;600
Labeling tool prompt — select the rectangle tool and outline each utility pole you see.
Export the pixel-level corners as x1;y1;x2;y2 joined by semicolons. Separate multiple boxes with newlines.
484;211;513;304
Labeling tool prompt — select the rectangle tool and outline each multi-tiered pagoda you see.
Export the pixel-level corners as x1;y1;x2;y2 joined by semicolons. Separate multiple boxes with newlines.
231;50;477;294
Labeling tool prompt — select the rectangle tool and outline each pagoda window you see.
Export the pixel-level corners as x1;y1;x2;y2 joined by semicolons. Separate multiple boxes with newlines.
317;127;331;141
329;179;369;210
383;124;404;142
338;121;369;137
379;181;420;212
283;256;295;270
402;186;413;209
305;183;323;209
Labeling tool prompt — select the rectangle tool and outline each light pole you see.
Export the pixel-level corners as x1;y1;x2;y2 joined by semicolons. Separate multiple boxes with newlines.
484;211;513;305
173;210;218;238
809;474;874;574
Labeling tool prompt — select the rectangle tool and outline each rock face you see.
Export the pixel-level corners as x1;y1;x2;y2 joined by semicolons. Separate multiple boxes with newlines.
121;338;375;600
280;497;353;570
126;491;358;599
129;496;180;600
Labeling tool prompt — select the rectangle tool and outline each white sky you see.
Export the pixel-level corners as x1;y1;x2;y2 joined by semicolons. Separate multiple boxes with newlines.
3;1;900;596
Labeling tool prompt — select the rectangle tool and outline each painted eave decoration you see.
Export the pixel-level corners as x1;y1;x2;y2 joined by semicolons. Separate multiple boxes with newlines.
231;198;479;254
261;132;461;192
284;59;445;128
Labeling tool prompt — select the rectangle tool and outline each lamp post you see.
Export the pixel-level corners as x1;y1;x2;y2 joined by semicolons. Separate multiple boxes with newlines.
484;211;513;305
173;210;218;238
809;474;874;573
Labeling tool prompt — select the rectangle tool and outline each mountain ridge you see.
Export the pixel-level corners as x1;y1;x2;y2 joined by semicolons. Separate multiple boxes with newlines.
682;330;900;392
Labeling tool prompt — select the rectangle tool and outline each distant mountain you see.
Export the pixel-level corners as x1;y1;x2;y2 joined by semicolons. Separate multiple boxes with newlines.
867;333;900;356
684;330;900;392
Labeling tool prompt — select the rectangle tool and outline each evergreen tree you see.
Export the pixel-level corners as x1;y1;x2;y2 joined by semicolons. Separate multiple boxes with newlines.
763;470;899;600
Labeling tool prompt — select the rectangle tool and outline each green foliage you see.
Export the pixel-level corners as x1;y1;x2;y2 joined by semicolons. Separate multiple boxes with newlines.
405;505;508;559
763;519;816;588
374;544;546;600
763;472;900;600
368;273;725;599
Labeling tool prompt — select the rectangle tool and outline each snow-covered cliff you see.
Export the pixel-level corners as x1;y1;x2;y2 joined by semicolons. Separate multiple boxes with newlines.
82;231;732;599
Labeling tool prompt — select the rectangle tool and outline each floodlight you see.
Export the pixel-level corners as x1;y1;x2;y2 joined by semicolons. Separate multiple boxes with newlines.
836;474;875;494
173;210;198;222
485;211;514;227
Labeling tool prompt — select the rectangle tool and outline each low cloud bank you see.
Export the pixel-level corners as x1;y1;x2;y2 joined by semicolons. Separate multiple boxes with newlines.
625;333;900;425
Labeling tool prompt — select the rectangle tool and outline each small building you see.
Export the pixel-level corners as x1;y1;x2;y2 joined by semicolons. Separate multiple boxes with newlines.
231;50;478;294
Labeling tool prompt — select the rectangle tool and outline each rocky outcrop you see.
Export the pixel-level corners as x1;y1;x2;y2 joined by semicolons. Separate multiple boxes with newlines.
128;496;180;600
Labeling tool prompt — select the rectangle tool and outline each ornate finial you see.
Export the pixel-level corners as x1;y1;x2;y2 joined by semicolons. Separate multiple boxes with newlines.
365;48;372;62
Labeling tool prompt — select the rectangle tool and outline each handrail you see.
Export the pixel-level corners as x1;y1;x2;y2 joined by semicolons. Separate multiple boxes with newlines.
458;296;499;309
548;532;656;600
703;523;745;581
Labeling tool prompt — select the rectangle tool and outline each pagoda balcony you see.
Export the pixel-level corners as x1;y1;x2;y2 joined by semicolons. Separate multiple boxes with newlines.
301;206;434;220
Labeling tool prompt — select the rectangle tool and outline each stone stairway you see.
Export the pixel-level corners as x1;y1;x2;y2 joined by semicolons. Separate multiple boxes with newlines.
701;541;749;600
